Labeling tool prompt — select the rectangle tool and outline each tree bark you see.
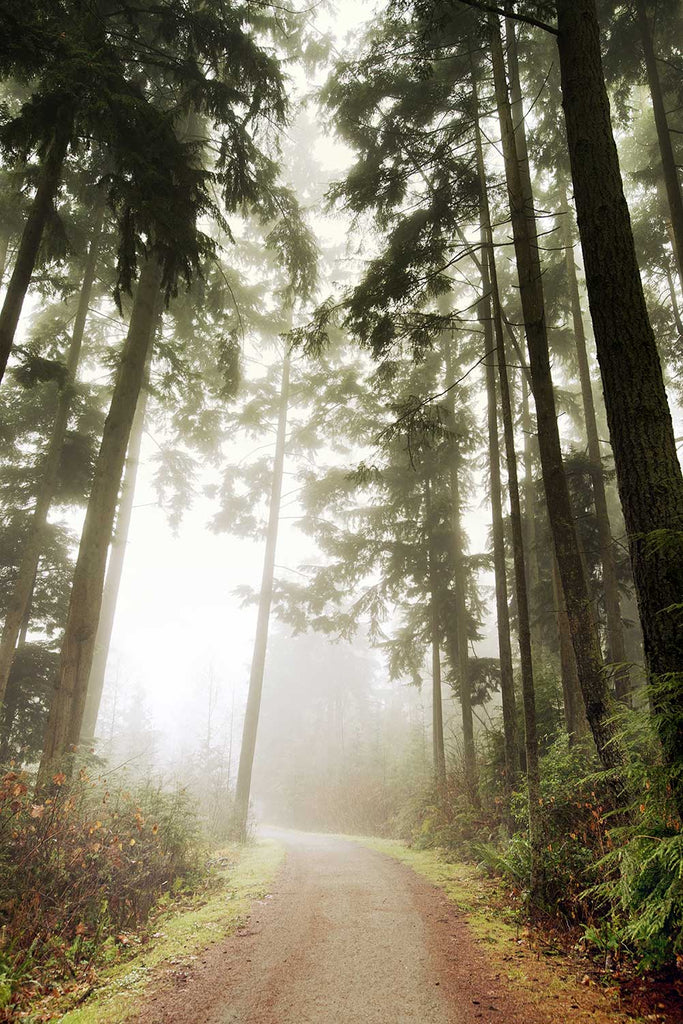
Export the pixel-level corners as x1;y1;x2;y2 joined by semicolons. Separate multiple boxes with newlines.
472;56;542;889
479;237;519;785
233;342;291;840
80;360;151;744
556;0;683;810
551;555;590;742
0;202;105;703
0;122;72;384
636;0;683;288
491;16;626;773
467;81;518;788
487;207;544;903
557;173;630;700
0;603;32;764
39;254;163;773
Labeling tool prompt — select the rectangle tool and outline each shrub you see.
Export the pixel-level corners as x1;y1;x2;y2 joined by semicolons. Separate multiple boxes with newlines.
0;764;202;1011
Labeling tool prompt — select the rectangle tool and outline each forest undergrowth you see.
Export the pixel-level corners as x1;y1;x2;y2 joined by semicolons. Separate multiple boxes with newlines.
0;763;224;1020
373;723;683;1019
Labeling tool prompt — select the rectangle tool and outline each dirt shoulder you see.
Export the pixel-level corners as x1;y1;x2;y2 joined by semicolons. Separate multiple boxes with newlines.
358;836;683;1024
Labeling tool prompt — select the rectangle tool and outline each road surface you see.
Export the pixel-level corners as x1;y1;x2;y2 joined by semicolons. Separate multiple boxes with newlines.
131;830;548;1024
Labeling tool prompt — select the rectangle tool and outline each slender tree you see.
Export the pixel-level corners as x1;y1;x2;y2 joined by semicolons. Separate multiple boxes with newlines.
233;342;291;839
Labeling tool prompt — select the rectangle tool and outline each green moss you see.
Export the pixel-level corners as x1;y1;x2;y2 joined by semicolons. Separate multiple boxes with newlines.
57;839;284;1024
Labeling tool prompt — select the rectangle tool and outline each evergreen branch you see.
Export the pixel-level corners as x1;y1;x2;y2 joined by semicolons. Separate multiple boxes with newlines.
376;347;496;444
452;0;558;35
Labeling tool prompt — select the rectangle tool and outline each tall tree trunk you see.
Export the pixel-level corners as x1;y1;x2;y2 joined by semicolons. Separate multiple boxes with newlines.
0;203;105;703
233;343;291;840
427;476;447;790
551;556;589;742
558;174;630;700
0;232;8;288
491;17;626;773
442;333;479;802
448;456;479;804
635;0;683;287
665;262;683;339
0;122;72;384
473;61;543;895
520;372;542;648
476;189;518;785
80;365;151;744
487;208;545;903
39;254;163;773
0;600;32;764
555;0;683;811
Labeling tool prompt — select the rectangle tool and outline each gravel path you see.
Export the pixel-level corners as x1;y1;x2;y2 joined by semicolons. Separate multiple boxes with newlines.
131;830;550;1024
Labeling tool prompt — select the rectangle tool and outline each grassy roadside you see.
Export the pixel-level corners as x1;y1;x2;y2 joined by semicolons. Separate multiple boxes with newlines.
46;839;284;1024
355;837;663;1024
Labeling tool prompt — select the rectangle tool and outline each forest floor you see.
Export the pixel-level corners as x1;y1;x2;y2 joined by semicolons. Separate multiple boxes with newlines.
44;828;683;1024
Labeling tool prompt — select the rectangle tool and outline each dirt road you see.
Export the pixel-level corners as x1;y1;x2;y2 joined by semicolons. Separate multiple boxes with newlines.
133;830;549;1024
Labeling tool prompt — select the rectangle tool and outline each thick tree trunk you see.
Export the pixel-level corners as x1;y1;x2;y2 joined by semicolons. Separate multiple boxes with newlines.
39;255;163;773
233;343;291;840
556;0;683;812
0;123;71;384
0;204;105;703
636;0;683;287
80;366;150;744
557;175;630;700
491;17;626;773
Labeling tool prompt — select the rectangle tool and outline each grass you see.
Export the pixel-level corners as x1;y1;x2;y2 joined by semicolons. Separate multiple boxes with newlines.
51;839;285;1024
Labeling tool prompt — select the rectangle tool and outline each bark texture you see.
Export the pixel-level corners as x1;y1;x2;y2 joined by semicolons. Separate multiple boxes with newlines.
39;254;163;772
556;0;683;807
557;175;630;700
491;17;626;772
80;363;151;743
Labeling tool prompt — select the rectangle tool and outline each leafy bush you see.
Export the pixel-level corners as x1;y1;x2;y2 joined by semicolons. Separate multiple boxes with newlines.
0;765;202;1011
